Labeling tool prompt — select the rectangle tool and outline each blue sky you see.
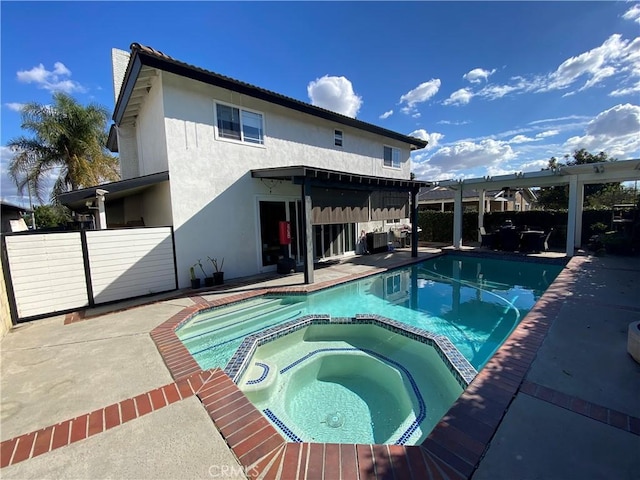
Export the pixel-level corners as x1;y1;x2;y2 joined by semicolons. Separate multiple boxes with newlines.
2;1;639;207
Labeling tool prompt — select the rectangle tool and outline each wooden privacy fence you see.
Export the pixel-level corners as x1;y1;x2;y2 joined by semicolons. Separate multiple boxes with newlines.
1;227;177;323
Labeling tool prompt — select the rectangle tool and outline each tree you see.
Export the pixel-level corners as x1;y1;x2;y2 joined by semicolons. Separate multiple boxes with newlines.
7;92;119;204
537;149;617;210
33;204;72;228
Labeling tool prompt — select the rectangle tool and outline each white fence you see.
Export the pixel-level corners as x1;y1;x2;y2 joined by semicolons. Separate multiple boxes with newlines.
2;227;177;322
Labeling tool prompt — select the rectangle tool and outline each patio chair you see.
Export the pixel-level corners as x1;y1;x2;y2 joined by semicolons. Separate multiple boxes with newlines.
479;227;494;249
537;229;553;252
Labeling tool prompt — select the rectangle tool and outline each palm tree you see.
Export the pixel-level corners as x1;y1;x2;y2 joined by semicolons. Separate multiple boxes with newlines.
8;92;120;204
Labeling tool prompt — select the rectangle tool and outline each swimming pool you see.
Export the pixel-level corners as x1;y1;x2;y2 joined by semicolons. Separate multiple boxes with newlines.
176;254;564;371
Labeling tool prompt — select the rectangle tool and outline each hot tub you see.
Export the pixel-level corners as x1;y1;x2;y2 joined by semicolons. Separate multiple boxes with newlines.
228;315;477;445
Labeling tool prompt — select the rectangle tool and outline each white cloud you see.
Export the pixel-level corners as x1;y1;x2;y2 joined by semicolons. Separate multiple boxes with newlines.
0;146;22;206
536;130;559;139
437;119;470;126
408;129;444;150
423;139;516;171
443;88;474;106
528;115;591;125
543;34;634;92
456;34;639;104
563;103;640;158
477;80;526;100
399;79;441;115
623;4;640;24
610;81;640;97
5;103;25;112
509;135;536;144
463;68;496;84
16;62;85;94
519;159;551;171
307;75;362;118
379;109;393;119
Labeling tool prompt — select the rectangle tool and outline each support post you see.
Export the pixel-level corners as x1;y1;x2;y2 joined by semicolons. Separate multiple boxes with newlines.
574;180;585;248
478;189;486;242
301;179;314;284
411;187;419;258
453;186;463;249
95;192;108;230
566;175;578;257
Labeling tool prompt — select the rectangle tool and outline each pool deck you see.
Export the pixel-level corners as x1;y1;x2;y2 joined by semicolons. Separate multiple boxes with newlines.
1;246;639;479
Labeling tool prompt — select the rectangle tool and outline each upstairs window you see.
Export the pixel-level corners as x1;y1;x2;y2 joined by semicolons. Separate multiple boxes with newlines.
334;129;343;147
216;103;264;145
384;146;400;168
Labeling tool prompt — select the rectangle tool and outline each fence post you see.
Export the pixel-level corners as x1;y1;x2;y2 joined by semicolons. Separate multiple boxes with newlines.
0;235;19;325
80;230;95;307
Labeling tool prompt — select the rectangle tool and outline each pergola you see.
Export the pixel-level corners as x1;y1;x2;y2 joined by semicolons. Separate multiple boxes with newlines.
251;166;430;283
435;158;640;256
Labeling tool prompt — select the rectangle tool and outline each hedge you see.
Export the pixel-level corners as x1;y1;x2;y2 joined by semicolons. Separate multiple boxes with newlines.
417;209;618;247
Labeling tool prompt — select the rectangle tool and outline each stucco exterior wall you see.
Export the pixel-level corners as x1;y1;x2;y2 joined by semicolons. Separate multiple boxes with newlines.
141;182;173;227
116;125;140;179
136;72;415;287
136;74;169;176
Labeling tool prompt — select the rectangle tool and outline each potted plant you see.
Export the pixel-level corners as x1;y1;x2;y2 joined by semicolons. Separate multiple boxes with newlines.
189;264;201;289
208;256;224;285
197;259;214;287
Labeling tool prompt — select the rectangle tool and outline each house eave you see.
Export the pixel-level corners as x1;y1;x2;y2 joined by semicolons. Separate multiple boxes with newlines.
112;43;428;151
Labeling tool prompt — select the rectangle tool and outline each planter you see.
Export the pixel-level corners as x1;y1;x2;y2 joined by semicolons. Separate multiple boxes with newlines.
190;278;201;289
204;277;214;287
213;272;224;285
628;321;640;365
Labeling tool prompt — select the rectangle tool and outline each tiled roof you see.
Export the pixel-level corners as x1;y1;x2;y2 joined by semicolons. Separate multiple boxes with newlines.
114;43;428;150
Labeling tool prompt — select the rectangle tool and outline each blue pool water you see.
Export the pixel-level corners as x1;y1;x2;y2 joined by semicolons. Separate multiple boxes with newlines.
177;254;564;371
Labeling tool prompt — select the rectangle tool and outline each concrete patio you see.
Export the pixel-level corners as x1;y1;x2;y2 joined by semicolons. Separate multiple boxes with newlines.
1;246;638;479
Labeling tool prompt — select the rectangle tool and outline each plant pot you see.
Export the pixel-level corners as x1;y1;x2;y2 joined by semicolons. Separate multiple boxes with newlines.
213;272;224;285
204;277;214;287
190;278;201;289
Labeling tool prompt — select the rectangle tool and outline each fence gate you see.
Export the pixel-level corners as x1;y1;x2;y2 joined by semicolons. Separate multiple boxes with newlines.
1;227;177;323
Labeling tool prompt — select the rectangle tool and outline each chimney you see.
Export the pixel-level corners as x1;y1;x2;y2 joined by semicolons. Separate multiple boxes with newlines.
111;48;130;104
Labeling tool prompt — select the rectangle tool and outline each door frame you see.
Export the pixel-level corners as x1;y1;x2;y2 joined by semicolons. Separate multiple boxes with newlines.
255;195;303;273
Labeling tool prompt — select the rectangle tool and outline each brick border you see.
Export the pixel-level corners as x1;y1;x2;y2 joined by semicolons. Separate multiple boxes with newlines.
0;371;211;468
521;380;640;436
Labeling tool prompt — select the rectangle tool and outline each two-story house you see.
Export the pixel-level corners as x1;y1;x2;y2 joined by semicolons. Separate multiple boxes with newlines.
60;43;428;287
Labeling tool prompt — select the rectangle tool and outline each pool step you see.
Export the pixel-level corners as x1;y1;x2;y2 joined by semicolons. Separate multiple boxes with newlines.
180;302;305;351
178;297;299;339
240;360;278;403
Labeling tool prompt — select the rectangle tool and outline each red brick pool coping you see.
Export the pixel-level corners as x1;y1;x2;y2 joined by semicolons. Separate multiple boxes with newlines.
4;254;639;477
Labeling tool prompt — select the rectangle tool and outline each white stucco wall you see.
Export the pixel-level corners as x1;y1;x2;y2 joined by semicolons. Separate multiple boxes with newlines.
116;125;140;179
136;74;169;176
141;182;173;226
138;72;415;287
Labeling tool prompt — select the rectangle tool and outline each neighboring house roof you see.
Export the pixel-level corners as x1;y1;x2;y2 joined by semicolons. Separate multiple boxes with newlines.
57;171;169;212
112;43;428;151
1;201;31;214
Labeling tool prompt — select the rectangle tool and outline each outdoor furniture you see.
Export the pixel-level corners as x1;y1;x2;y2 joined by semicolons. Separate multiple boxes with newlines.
498;227;519;251
519;230;545;252
479;227;494;249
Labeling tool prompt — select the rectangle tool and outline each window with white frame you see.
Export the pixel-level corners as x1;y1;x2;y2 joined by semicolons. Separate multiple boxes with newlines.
334;129;343;147
216;103;264;145
383;146;400;168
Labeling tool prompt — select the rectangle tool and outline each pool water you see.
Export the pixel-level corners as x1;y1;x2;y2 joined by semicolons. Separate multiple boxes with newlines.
177;254;564;370
237;323;465;445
